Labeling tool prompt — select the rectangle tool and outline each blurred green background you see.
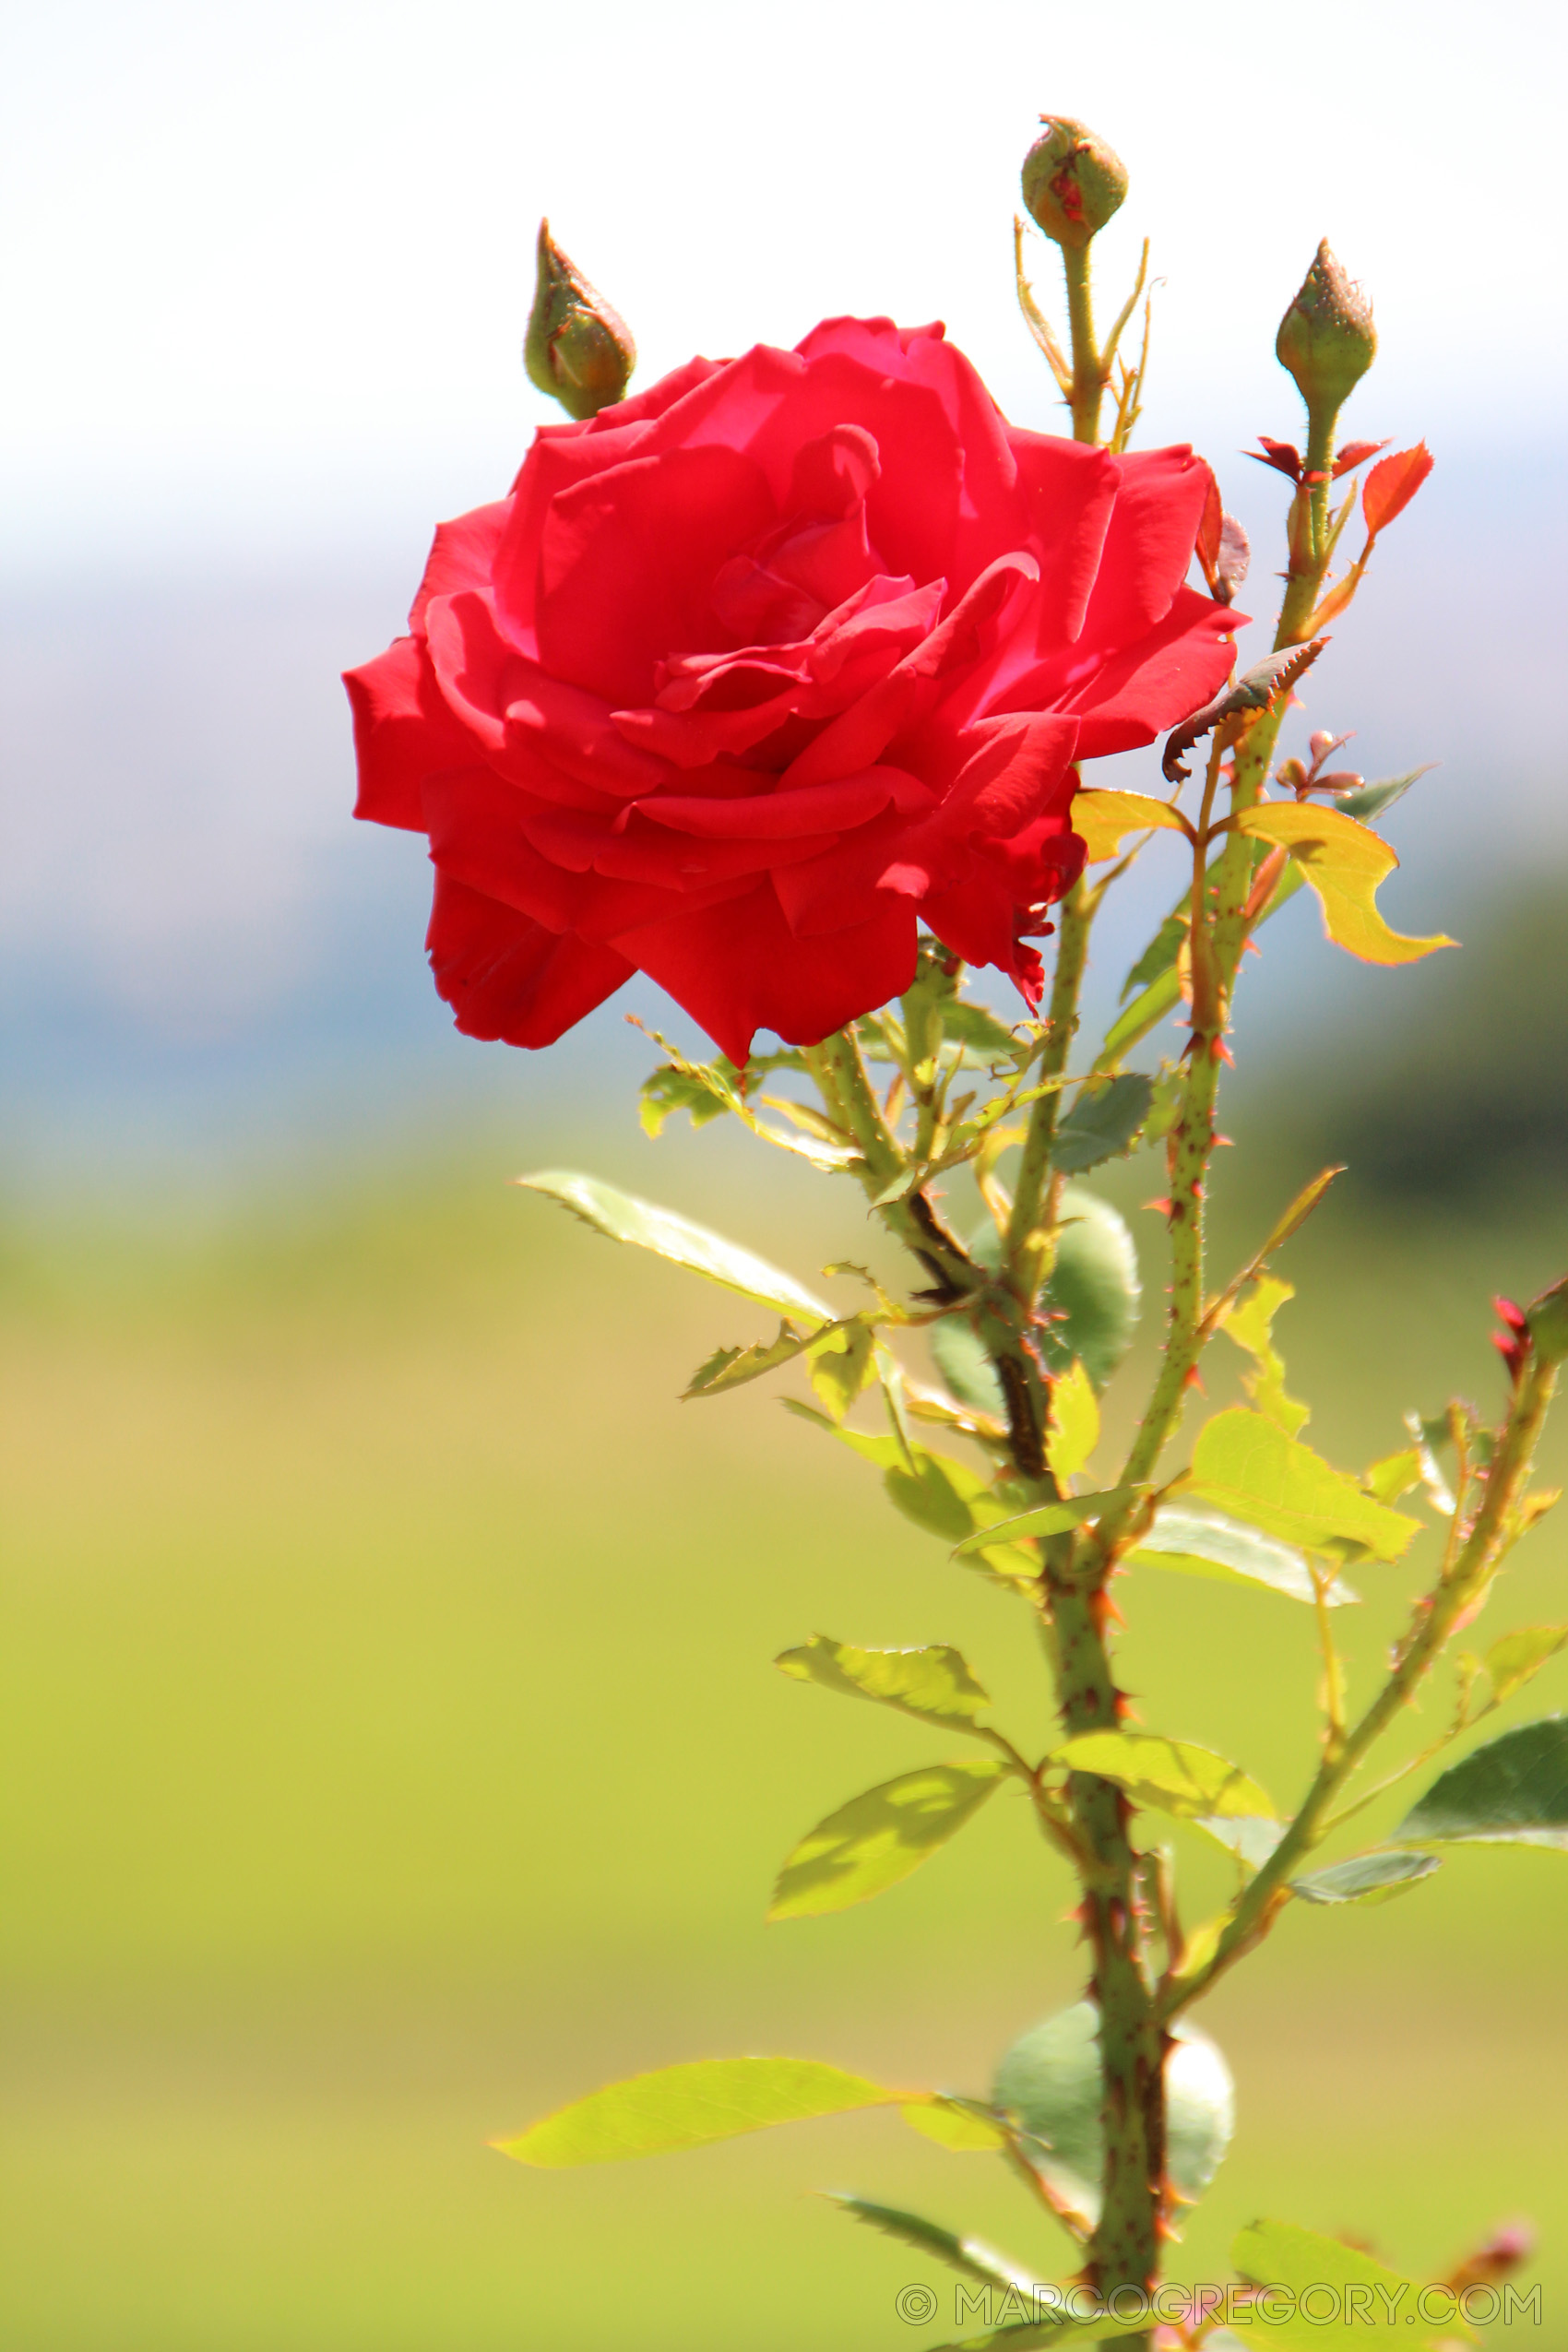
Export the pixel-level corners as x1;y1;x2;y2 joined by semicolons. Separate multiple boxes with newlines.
6;873;1566;2351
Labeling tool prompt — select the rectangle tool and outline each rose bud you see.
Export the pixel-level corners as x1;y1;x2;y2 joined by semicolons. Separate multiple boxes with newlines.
524;219;636;421
1277;241;1376;414
1276;756;1310;795
1021;116;1128;249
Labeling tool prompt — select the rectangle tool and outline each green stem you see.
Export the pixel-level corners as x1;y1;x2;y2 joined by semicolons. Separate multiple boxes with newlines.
1062;244;1105;445
1163;1347;1560;2020
1005;876;1094;1298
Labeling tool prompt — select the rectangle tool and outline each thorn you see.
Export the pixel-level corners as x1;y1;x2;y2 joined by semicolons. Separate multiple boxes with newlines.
1214;1134;1234;1148
1212;1037;1235;1066
1183;1365;1206;1394
1144;1196;1173;1216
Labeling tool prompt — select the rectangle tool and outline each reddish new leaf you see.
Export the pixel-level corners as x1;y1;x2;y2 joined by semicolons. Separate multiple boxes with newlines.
1246;435;1302;482
1195;470;1224;585
1335;439;1391;475
1362;442;1434;540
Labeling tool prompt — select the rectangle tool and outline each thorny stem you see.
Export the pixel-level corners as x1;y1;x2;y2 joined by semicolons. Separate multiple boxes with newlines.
1005;876;1095;1300
1163;1347;1560;2021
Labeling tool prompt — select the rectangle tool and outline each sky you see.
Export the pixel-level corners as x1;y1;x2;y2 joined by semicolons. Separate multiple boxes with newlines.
2;0;1565;1190
5;0;1564;572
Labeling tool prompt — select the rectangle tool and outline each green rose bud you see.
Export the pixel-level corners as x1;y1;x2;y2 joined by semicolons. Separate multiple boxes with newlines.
1276;241;1376;416
524;220;636;422
1020;117;1128;251
1525;1276;1568;1365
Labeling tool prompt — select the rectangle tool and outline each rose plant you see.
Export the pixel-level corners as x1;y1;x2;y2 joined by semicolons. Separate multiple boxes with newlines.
348;134;1564;2352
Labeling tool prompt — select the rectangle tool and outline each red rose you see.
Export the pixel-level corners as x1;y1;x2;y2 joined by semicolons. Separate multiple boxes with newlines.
347;316;1239;1066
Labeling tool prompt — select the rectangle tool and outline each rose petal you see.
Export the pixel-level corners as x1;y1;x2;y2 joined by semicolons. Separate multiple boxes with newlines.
426;873;632;1047
344;637;475;831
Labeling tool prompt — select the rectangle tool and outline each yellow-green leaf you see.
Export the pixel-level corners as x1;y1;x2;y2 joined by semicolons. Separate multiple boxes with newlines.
775;1636;992;1730
1485;1626;1568;1705
1364;1445;1422;1505
1214;1277;1309;1436
494;2056;901;2167
1187;1408;1420;1562
769;1761;1011;1919
518;1171;831;1325
1053;1730;1276;1821
1230;2218;1472;2348
1074;790;1193;864
1046;1360;1100;1479
1234;803;1455;967
900;2098;1010;2154
953;1485;1146;1554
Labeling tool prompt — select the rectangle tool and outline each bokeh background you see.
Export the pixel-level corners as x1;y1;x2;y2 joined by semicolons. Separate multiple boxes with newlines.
4;3;1566;2345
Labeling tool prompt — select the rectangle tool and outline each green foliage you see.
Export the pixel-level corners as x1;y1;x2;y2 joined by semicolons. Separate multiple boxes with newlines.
1045;1360;1099;1479
495;2057;900;2167
1052;1730;1275;1821
639;1057;737;1137
1120;911;1186;1001
825;2194;1045;2294
1185;1408;1420;1561
1041;1187;1141;1386
776;1635;991;1729
788;1409;1041;1587
1396;1716;1568;1849
1051;1074;1154;1174
928;1190;1140;1412
1229;2218;1469;2348
685;1322;812;1398
768;1760;1011;1920
951;1487;1145;1555
1128;1504;1359;1607
1291;1851;1442;1906
518;1171;830;1325
1215;1277;1310;1436
1192;1815;1288;1872
1484;1625;1568;1706
992;2002;1233;2230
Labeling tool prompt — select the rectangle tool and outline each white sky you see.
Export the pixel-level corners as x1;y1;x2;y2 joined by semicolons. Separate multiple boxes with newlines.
4;0;1564;575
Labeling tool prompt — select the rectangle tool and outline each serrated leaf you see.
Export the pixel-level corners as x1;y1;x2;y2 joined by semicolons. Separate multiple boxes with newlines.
1364;1446;1422;1505
776;1636;992;1730
1053;1730;1275;1821
495;2056;900;2167
1396;1716;1568;1849
1485;1626;1568;1705
933;2310;1152;2352
1234;803;1454;966
1045;1360;1099;1480
1214;1277;1309;1436
1051;1074;1155;1175
826;2193;1043;2293
1074;790;1191;863
993;2002;1233;2231
952;1486;1146;1555
1291;1850;1442;1906
1187;1408;1420;1562
768;1760;1011;1919
1121;913;1188;1003
518;1171;830;1325
1229;2217;1469;2348
1128;1504;1358;1606
685;1323;809;1398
